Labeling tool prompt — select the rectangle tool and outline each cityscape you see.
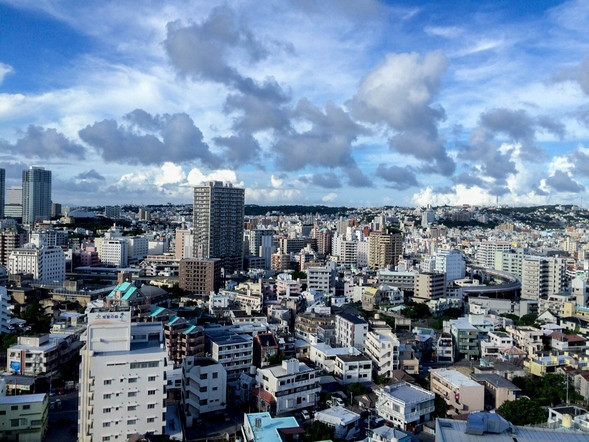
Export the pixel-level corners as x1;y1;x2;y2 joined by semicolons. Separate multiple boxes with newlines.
2;1;589;442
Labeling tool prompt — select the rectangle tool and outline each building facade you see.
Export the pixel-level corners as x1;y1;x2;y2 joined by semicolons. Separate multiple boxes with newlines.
22;167;52;225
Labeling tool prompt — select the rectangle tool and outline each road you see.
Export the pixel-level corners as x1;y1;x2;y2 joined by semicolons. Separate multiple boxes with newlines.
46;391;78;442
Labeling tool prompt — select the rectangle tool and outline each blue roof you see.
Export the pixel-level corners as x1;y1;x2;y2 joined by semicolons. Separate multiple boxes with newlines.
122;286;137;300
245;412;300;442
117;281;131;291
169;316;180;325
185;325;197;334
150;306;166;317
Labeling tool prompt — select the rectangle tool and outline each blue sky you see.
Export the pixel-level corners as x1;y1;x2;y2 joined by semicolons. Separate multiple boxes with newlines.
0;0;588;208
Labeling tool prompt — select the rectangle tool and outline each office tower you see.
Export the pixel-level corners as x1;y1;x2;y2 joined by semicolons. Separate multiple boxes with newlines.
5;186;22;219
193;181;244;274
0;168;4;219
22;167;52;225
78;311;167;441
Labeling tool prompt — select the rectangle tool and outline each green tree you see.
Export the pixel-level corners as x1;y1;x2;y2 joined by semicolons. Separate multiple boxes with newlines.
497;398;545;425
304;421;334;442
434;395;448;418
346;382;366;398
267;353;287;366
403;301;432;320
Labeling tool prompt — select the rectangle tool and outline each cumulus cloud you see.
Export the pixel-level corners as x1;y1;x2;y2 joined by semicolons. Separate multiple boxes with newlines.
213;132;262;167
348;51;454;175
1;125;86;159
544;170;585;192
375;164;419;190
322;192;338;203
186;168;240;187
79;110;220;167
0;63;13;85
311;172;342;189
75;169;105;181
551;56;589;95
245;187;303;204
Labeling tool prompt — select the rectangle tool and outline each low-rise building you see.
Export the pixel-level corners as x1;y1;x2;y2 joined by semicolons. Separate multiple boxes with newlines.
364;331;400;378
375;382;435;430
0;392;48;442
314;406;361;440
335;312;368;351
334;354;373;384
480;331;514;358
182;357;227;425
254;359;320;416
430;368;484;415
506;325;543;356
470;373;521;409
206;332;253;383
241;412;304;442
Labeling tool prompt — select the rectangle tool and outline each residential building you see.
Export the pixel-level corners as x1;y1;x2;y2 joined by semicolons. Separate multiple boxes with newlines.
78;311;167;442
369;231;403;269
435;333;454;363
471;373;521;409
521;256;566;301
22;167;52;225
7;333;81;376
378;269;415;291
8;245;65;284
0;225;27;266
0;392;48;442
241;412;304;442
430;368;484;414
480;331;514;358
434;250;465;283
476;241;511;269
207;332;253;383
334;354;372;384
505;325;543;356
314;406;361;439
307;265;334;294
193;181;244;274
179;258;221;294
0;287;11;335
254;358;320;415
335;312;368;351
413;272;445;303
252;333;279;368
0;168;4;219
369;426;411;442
164;318;205;366
364;331;400;377
182;356;227;425
5;186;22;219
375;382;435;430
309;343;360;373
97;239;129;267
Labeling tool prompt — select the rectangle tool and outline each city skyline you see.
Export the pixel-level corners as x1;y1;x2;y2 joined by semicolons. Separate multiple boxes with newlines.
0;1;588;208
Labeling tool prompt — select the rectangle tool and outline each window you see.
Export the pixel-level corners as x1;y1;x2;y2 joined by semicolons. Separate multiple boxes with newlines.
147;404;156;409
103;408;111;413
103;394;111;399
200;373;208;380
128;392;137;397
103;422;111;427
148;376;156;382
148;390;156;395
23;405;30;410
11;405;18;411
199;387;207;393
128;378;137;383
0;411;5;415
104;379;112;385
11;419;19;427
212;372;218;379
102;437;110;441
128;405;137;411
130;361;159;369
147;417;155;423
127;419;137;425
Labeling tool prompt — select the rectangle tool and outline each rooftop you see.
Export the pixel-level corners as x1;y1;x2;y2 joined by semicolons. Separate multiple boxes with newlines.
432;368;482;388
470;373;521;390
337;312;368;325
381;382;434;404
0;393;46;405
245;412;302;442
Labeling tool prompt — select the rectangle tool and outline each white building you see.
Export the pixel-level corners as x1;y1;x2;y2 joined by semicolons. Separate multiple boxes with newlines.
335;312;368;351
207;332;253;383
334;354;372;384
0;286;11;334
480;330;514;358
434;250;465;283
255;359;320;416
476;241;511;269
182;356;227;425
98;239;129;267
364;331;400;377
78;311;167;442
307;266;332;294
375;382;435;430
314;406;361;439
8;245;65;283
309;343;360;373
126;236;149;262
7;333;81;376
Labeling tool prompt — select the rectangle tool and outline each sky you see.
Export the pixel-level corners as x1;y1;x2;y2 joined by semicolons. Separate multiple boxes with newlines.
0;0;588;208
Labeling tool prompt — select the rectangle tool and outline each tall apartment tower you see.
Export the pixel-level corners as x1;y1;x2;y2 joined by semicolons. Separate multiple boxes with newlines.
193;181;244;274
368;231;403;269
5;186;23;219
0;168;5;219
22;167;52;225
78;310;167;441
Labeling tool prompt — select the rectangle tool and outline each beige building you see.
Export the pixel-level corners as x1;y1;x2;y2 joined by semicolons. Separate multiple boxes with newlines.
413;272;445;303
505;325;543;356
0;392;48;442
178;258;221;294
368;231;402;269
471;373;521;409
430;368;484;415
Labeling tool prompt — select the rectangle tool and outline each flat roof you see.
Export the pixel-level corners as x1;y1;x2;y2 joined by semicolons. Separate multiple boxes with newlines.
337;312;367;325
471;373;521;390
245;412;301;442
316;406;361;426
384;383;434;404
432;369;482;388
0;393;46;405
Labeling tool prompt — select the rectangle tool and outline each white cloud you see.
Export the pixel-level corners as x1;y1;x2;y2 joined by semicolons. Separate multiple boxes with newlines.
245;187;303;204
186;168;240;186
0;63;13;85
322;192;338;203
270;174;283;188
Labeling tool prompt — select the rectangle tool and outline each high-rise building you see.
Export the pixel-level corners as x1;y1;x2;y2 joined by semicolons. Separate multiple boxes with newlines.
22;167;52;225
193;181;244;274
5;186;22;219
368;231;403;269
178;258;221;294
0;168;4;219
78;310;167;441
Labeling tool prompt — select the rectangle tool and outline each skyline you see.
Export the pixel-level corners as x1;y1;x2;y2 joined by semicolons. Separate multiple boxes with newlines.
1;1;589;208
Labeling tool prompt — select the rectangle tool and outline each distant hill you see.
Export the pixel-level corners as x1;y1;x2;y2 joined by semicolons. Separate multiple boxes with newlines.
245;205;350;216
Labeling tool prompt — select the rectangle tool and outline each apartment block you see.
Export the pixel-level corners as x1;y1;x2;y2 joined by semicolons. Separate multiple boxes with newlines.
334;354;373;384
335;312;368;351
364;331;400;377
0;393;48;442
375;382;435;430
178;258;221;295
430;368;484;414
206;332;253;383
413;272;446;303
182;356;227;425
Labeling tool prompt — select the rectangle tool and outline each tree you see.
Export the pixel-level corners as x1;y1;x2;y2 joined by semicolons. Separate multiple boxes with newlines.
304;421;334;442
267;353;287;366
434;395;448;418
346;382;366;398
497;398;545;425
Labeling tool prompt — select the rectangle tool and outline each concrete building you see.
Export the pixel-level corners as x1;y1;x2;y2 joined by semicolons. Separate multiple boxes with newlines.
97;239;129;267
335;312;368;351
193;181;244;274
476;241;511;269
307;265;334;294
0;392;48;442
378;269;416;291
369;231;403;269
207;332;253;383
430;368;484;414
314;406;361;439
505;325;543;356
5;186;22;219
471;373;521;409
521;256;566;301
174;227;194;260
182;356;227;425
480;331;514;358
0;168;4;220
178;258;221;294
78;311;167;442
434;250;465;283
334;354;372;384
364;331;400;377
254;359;320;416
0;225;27;267
22;167;51;225
375;382;435;430
413;272;446;303
241;412;303;442
8;245;65;284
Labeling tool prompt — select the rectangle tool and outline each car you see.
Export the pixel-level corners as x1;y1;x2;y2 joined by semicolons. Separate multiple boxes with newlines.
301;410;310;420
